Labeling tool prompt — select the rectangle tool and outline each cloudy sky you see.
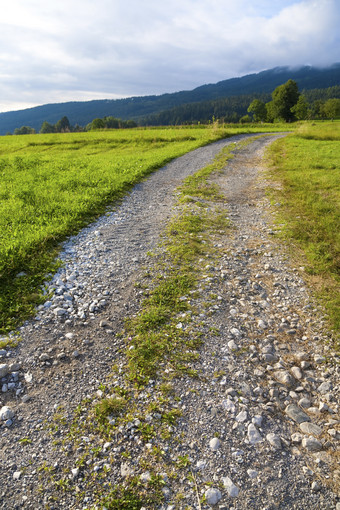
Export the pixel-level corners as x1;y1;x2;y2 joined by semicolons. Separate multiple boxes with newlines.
0;0;339;112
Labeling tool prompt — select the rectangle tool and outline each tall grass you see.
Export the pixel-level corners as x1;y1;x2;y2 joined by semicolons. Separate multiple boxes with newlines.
266;121;340;338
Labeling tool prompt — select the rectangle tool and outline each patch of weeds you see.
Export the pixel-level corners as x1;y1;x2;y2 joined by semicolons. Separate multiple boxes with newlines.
95;396;127;423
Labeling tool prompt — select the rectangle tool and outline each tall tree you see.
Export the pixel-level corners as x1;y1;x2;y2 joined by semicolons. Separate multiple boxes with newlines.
247;99;267;122
270;79;300;122
55;116;71;133
290;95;309;120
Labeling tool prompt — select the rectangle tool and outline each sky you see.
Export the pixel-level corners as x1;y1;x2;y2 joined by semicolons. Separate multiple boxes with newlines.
0;0;339;112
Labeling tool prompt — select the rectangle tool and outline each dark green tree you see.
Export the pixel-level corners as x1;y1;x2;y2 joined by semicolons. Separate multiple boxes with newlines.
247;99;267;122
40;121;55;133
290;95;309;120
322;98;340;119
270;79;300;122
55;116;71;132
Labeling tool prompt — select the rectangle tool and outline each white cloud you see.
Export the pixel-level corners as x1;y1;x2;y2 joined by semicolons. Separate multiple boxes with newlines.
0;0;339;112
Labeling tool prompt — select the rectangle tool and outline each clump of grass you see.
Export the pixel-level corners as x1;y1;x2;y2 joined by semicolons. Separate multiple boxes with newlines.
94;396;127;423
266;121;340;339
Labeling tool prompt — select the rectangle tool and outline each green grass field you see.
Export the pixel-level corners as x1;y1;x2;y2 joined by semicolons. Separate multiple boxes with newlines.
0;124;291;336
266;121;340;339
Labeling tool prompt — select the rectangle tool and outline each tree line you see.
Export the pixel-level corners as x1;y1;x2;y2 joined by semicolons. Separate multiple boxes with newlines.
9;115;137;136
246;80;340;122
140;85;340;126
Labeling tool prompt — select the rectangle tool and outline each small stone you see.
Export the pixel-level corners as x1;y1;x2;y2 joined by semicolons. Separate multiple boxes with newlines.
317;381;332;394
0;406;14;421
266;433;282;449
54;307;67;316
273;370;294;387
311;481;321;492
228;340;238;351
222;476;239;497
72;350;80;358
121;463;132;478
230;327;241;337
196;460;206;471
318;402;329;413
252;415;263;427
235;410;248;423
247;423;262;444
285;404;310;424
140;471;151;483
39;353;50;362
302;436;323;452
298;397;311;408
291;433;303;444
71;468;79;479
291;366;302;379
205;487;222;506
13;471;22;480
209;437;221;451
299;422;323;436
247;469;258;479
0;364;9;378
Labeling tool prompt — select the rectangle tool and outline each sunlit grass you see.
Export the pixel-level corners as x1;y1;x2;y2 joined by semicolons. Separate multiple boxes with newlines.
266;121;340;338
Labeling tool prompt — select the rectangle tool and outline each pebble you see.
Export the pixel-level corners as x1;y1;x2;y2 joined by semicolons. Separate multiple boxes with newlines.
0;364;9;378
301;437;323;452
205;487;222;506
209;437;221;451
0;406;14;421
222;476;239;497
266;433;282;449
299;422;323;436
247;423;262;444
285;404;310;424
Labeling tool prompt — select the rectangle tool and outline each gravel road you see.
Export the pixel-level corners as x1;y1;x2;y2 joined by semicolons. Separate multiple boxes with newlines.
0;134;338;509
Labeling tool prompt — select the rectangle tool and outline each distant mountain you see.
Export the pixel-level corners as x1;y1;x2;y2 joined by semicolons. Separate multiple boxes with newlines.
0;63;339;134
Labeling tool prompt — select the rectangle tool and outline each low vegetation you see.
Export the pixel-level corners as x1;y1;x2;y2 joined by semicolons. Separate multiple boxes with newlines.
266;121;340;339
0;124;289;336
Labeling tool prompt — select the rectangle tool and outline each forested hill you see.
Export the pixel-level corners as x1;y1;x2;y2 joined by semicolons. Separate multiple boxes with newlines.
1;63;340;134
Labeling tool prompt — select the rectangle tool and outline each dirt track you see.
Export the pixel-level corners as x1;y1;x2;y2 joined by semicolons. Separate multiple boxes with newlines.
0;134;338;509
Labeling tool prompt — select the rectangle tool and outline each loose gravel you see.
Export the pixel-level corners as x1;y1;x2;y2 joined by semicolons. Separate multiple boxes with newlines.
0;134;339;509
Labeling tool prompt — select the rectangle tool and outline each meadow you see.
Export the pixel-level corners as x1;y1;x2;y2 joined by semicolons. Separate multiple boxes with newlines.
267;121;340;338
0;123;291;335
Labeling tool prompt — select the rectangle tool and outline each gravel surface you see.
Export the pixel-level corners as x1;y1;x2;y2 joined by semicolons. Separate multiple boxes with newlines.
0;134;339;509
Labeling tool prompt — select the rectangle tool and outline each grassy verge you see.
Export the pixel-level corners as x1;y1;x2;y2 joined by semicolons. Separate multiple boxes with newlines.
266;121;340;341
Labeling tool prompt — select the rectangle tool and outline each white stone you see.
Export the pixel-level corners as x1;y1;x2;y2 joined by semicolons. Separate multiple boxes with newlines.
140;471;151;483
266;433;282;449
0;406;14;421
71;468;79;478
235;410;248;423
209;437;221;451
0;364;9;378
222;476;239;497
